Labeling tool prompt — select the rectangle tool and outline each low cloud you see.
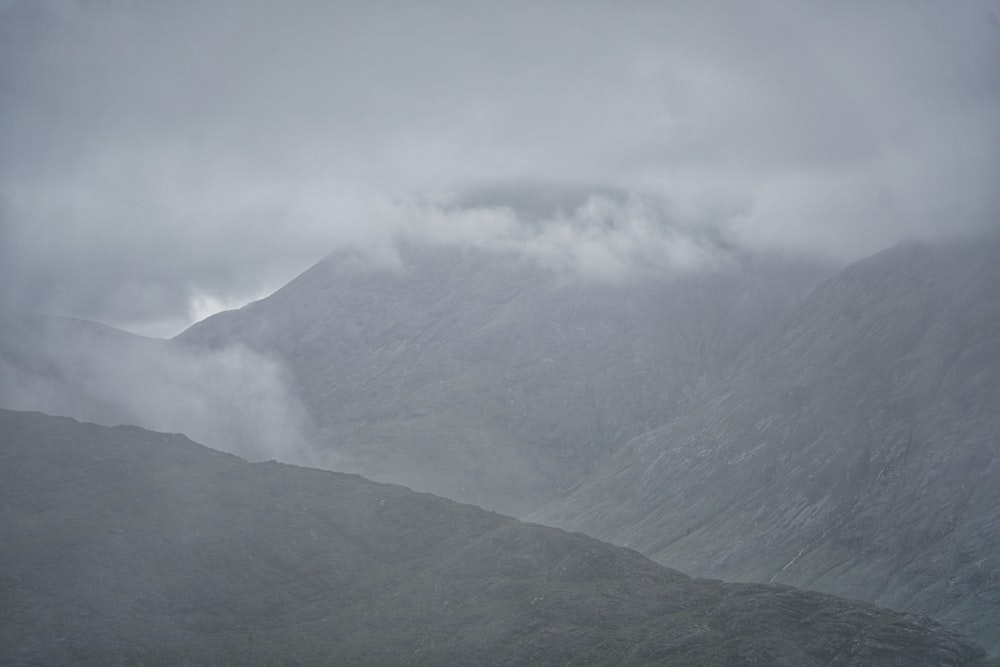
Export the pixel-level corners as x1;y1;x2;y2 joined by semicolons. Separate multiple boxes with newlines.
1;1;997;334
387;189;741;281
0;315;318;465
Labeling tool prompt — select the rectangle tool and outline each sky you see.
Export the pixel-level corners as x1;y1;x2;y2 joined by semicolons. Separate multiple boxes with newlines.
1;0;998;336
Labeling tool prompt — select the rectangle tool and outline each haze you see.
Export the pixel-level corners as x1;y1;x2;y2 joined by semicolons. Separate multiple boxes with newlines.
1;0;998;336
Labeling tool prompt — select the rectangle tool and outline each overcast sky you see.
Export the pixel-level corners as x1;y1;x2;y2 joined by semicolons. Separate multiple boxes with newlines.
1;0;998;336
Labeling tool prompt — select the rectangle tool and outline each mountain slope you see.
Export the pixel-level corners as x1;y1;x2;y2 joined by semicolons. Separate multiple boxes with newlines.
177;241;827;514
0;408;993;666
533;234;1000;652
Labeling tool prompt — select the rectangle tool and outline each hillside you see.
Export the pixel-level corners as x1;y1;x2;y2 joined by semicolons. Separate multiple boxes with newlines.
177;241;826;514
1;408;994;666
533;234;1000;652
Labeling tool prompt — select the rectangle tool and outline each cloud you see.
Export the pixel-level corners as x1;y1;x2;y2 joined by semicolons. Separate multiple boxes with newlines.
0;314;318;464
1;0;997;334
389;189;742;281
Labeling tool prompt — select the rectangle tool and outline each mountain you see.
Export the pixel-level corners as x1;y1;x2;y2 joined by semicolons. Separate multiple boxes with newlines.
1;409;994;666
533;234;1000;652
177;241;828;514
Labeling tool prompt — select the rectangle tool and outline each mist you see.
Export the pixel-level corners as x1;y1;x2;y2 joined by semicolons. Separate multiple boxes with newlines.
2;0;997;335
2;2;1000;659
0;314;316;465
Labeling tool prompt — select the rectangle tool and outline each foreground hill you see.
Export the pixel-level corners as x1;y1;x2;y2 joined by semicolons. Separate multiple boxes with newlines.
534;234;1000;652
177;241;826;514
0;409;993;666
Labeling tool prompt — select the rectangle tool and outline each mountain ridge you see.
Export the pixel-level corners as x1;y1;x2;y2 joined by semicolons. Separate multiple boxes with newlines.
1;408;993;666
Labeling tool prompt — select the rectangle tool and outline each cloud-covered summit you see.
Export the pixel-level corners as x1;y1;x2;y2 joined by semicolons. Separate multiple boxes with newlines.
2;1;997;335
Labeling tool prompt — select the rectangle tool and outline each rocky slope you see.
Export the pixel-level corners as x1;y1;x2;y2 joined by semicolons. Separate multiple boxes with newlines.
177;241;826;514
1;408;994;666
533;234;1000;652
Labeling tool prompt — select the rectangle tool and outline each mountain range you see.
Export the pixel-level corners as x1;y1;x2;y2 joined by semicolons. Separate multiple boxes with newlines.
2;231;998;654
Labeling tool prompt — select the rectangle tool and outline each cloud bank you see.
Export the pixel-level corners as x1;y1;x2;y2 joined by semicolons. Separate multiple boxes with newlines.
1;0;997;334
0;314;316;464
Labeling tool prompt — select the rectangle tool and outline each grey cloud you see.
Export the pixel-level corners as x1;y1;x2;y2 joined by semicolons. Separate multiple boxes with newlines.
0;314;317;464
1;0;997;334
399;187;746;281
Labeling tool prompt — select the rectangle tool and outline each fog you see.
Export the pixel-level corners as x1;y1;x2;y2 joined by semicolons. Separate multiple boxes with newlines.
0;313;317;464
1;0;997;336
2;4;1000;658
